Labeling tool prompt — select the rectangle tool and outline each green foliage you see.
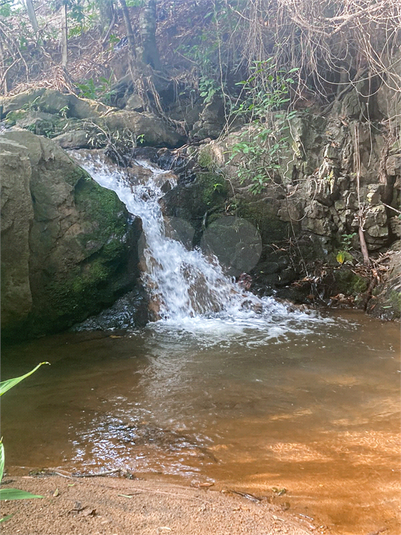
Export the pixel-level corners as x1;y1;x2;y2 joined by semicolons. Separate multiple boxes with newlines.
77;74;113;100
84;121;144;151
341;232;357;251
227;60;298;193
199;77;220;104
76;78;97;99
108;33;120;46
59;105;69;118
126;0;144;6
0;363;50;516
0;3;12;17
336;233;357;264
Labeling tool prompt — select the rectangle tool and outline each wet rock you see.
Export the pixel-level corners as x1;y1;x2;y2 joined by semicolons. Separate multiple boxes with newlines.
1;130;142;342
161;171;228;237
200;216;263;277
73;288;148;331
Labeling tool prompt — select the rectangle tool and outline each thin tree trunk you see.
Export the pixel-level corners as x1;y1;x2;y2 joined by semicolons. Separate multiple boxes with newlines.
358;226;370;266
0;37;7;95
25;0;39;35
118;0;136;61
61;2;68;69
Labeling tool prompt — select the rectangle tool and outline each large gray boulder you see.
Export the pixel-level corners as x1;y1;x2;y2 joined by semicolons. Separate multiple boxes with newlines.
1;130;144;342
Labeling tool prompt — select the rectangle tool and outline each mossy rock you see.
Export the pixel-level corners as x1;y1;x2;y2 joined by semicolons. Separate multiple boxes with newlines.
162;171;228;226
1;130;142;343
198;145;218;171
331;268;369;298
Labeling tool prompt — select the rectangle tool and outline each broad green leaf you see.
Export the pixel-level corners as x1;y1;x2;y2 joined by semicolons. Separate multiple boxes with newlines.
0;362;50;396
0;488;43;500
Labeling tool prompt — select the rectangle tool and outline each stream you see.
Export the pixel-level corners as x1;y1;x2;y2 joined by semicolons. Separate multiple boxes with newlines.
2;156;400;534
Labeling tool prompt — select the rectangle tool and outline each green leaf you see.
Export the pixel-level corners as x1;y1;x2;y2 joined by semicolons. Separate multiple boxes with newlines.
0;514;13;523
0;488;43;501
0;362;50;396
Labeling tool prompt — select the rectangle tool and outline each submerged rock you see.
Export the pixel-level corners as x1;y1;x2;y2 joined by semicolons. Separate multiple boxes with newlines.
1;130;143;342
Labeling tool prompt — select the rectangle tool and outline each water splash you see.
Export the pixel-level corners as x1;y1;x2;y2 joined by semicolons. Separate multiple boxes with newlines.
73;152;327;339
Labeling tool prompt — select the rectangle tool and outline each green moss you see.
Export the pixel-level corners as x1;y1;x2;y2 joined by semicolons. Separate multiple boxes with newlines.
197;171;228;208
28;176;132;336
198;146;217;171
389;290;401;314
74;176;127;245
334;268;368;295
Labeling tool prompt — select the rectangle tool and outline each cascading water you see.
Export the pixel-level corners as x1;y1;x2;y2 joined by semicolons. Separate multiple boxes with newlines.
2;153;398;535
73;152;325;339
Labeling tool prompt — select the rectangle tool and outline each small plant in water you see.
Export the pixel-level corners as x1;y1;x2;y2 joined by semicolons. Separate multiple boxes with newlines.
0;362;50;523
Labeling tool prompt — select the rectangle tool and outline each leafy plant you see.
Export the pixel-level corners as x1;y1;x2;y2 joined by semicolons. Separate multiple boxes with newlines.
199;77;220;104
0;362;50;521
227;60;298;193
336;232;357;264
59;105;69;118
340;232;357;251
77;74;113;100
77;78;97;99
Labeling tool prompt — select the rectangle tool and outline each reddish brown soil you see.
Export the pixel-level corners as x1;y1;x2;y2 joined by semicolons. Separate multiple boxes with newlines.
0;473;327;535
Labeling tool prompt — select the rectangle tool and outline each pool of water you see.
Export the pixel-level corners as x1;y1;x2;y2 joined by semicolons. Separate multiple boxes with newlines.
2;310;400;534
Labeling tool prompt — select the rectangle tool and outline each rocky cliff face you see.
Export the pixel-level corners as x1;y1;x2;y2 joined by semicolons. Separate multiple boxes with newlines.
1;130;144;342
160;85;401;316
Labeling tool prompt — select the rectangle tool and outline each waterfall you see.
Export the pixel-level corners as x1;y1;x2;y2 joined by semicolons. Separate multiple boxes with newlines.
73;152;323;337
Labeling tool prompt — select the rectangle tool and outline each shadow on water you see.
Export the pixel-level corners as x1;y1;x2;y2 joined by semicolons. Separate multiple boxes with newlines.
2;309;400;534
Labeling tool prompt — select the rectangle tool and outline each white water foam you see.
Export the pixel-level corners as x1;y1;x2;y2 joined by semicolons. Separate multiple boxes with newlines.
73;152;332;342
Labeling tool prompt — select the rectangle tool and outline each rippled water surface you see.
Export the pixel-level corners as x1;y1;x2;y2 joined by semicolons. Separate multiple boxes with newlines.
2;310;400;534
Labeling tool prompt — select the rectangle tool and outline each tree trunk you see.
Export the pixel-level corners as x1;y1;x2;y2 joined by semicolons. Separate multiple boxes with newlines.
139;0;161;70
25;0;39;35
0;37;7;95
358;226;370;266
118;0;136;61
61;2;68;69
